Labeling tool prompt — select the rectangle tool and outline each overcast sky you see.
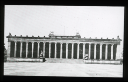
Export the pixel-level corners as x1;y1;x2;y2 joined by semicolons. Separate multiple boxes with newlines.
4;5;124;52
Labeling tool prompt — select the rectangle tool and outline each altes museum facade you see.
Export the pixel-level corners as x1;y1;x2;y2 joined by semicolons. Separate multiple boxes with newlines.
6;32;122;62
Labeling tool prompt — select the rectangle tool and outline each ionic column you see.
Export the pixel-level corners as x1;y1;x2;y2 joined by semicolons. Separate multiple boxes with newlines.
83;43;85;59
7;41;11;58
66;43;68;59
37;42;40;58
20;42;23;58
89;43;91;59
32;42;34;58
100;44;103;60
43;42;46;57
116;44;120;60
94;43;97;59
71;43;74;59
105;44;108;60
77;43;80;59
14;41;17;58
54;42;57;58
49;42;51;58
26;42;28;58
60;43;63;59
111;44;114;60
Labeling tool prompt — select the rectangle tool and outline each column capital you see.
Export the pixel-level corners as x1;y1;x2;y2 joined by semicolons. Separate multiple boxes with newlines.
100;43;103;45
77;43;80;44
72;43;74;44
60;43;63;44
14;41;17;43
20;42;23;43
26;42;28;43
106;44;108;46
83;43;86;45
54;42;57;44
89;43;91;45
66;43;69;44
37;42;40;43
43;42;46;44
31;42;34;44
111;44;114;46
94;43;97;45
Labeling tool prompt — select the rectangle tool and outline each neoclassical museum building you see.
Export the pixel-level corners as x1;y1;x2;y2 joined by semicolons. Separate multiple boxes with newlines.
6;32;122;63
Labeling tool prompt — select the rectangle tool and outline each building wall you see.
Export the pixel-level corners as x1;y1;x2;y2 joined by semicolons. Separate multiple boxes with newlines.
9;41;118;60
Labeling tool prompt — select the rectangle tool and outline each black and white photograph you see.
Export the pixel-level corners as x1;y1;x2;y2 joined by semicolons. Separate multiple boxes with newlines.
4;5;124;78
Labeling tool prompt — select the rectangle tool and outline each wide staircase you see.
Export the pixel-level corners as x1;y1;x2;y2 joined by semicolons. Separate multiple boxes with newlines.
7;58;121;64
44;58;84;64
43;58;121;64
7;58;84;64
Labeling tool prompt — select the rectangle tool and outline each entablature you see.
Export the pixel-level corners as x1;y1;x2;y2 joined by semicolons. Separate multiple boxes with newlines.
8;38;121;45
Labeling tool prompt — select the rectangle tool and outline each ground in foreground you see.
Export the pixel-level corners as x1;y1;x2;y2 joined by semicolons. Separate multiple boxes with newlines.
4;62;123;77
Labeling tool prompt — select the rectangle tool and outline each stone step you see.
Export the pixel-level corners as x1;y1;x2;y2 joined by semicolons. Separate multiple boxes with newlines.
7;58;121;64
44;58;84;64
83;60;121;64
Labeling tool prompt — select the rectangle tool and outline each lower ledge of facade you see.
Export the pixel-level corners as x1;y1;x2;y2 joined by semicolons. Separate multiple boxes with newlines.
7;57;121;63
8;57;40;59
8;57;117;60
84;60;121;64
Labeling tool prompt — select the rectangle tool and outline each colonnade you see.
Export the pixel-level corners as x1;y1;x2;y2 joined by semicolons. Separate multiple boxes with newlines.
8;41;117;60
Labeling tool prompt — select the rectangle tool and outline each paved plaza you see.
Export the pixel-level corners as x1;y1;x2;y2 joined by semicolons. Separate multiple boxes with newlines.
4;62;123;77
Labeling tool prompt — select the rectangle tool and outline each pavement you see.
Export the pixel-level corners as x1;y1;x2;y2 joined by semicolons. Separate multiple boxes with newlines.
4;62;123;77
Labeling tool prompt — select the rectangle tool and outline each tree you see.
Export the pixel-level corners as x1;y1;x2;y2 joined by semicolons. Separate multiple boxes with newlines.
4;43;7;62
4;43;7;55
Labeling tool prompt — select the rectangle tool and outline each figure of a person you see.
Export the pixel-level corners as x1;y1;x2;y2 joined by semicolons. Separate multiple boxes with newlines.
42;51;46;62
40;50;43;62
85;55;88;60
83;54;88;60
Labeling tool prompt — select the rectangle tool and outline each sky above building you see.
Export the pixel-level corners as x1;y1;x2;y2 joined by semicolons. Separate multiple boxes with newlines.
4;5;124;53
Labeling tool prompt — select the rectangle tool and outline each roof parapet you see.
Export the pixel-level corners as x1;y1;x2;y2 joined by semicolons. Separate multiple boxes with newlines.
76;32;81;38
117;36;120;39
9;33;12;36
49;31;54;37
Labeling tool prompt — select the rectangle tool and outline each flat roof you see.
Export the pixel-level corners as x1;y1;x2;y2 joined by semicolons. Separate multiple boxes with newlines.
6;36;122;41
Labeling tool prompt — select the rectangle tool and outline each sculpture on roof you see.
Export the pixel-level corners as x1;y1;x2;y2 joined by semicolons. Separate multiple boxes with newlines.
9;33;12;36
76;32;80;35
76;32;81;38
49;31;54;37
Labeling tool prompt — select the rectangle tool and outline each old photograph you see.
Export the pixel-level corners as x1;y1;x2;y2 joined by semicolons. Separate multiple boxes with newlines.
4;5;124;77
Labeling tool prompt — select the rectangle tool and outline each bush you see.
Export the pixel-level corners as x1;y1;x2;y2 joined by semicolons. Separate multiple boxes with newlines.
4;49;7;62
4;49;7;55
